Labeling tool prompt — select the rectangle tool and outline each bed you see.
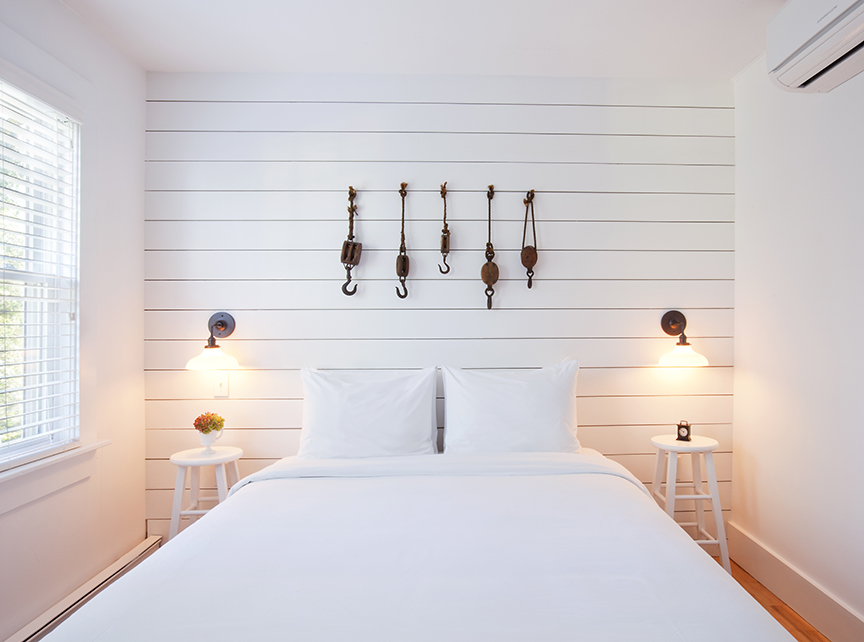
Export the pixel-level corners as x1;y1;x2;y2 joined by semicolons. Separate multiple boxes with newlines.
46;364;796;641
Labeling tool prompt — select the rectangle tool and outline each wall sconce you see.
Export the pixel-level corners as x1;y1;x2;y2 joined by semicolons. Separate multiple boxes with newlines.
185;312;240;371
659;310;708;367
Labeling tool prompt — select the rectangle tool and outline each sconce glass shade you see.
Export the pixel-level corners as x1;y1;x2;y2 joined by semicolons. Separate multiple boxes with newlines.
659;343;709;367
185;346;240;370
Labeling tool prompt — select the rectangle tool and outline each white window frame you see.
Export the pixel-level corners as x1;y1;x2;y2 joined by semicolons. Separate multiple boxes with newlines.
0;75;81;474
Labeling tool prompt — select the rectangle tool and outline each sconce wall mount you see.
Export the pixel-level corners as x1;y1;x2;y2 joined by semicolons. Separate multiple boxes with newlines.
661;310;689;344
208;312;235;342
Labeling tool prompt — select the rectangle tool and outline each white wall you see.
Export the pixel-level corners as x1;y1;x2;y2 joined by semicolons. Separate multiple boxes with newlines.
144;73;735;542
0;1;146;638
733;58;864;641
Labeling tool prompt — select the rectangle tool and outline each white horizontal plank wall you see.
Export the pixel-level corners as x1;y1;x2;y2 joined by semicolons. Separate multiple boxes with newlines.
144;73;734;539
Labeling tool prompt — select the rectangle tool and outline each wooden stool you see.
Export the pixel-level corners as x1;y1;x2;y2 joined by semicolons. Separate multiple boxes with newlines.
168;446;243;540
651;434;730;573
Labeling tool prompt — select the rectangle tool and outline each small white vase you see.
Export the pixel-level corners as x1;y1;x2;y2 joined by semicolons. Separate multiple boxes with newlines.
199;429;223;454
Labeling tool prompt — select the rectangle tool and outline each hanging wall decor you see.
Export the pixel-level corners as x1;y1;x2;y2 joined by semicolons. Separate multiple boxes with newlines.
439;182;451;274
395;182;410;299
521;189;538;289
481;185;499;310
341;186;362;296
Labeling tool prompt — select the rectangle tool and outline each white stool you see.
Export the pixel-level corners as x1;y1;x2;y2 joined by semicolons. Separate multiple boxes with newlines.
651;434;730;574
169;446;243;540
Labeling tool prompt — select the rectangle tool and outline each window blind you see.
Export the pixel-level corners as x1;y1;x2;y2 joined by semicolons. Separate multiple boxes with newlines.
0;79;80;472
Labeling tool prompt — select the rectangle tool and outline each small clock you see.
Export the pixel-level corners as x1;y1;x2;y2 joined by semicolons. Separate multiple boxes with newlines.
676;420;691;442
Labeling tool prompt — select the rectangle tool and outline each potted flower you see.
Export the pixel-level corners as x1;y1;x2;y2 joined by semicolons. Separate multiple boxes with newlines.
194;412;225;453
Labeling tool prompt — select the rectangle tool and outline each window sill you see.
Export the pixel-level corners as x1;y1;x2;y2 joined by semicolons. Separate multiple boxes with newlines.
0;440;111;516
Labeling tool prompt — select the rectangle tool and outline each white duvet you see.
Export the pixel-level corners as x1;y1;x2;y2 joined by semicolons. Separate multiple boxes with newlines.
47;452;794;641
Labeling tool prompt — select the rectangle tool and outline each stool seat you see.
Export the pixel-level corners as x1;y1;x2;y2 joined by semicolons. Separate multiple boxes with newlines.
170;446;244;466
651;434;730;574
168;445;243;540
650;434;719;453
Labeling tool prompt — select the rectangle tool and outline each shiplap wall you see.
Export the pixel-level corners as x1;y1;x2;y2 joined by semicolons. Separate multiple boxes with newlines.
144;73;734;540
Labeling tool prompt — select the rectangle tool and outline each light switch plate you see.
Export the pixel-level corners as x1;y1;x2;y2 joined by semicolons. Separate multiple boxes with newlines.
214;371;229;398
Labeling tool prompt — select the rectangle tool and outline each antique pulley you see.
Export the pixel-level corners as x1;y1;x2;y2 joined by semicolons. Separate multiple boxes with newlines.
340;186;362;296
521;189;538;289
395;182;410;299
439;182;451;274
480;185;499;310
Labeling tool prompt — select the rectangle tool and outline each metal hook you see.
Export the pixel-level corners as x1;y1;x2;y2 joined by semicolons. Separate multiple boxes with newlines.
438;255;450;274
485;285;494;310
526;269;534;289
396;278;408;299
342;276;358;296
342;266;358;296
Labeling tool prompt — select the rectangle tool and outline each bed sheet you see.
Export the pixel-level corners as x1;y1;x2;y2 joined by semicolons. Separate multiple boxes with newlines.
46;452;794;641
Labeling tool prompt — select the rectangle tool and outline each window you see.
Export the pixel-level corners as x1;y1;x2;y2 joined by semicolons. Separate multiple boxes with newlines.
0;79;80;472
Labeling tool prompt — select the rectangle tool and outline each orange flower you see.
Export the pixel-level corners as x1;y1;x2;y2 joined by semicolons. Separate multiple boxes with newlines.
193;412;225;434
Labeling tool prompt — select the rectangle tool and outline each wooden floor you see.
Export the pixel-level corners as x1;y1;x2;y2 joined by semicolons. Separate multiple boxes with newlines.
729;560;831;642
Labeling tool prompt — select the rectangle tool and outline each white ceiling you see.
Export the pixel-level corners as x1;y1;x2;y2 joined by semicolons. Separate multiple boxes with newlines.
59;0;786;79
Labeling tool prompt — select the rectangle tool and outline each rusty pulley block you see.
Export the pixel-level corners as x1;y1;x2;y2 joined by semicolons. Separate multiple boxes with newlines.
341;186;362;296
481;185;498;310
439;182;451;274
521;189;537;289
395;182;410;299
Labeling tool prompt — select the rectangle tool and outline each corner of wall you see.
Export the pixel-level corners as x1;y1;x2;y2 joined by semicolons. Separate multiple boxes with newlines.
729;522;864;642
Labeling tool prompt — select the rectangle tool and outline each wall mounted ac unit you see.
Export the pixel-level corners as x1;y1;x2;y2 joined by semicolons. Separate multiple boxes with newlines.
768;0;864;92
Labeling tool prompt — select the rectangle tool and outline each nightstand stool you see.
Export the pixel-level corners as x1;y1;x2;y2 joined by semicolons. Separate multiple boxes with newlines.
650;434;730;574
168;446;243;540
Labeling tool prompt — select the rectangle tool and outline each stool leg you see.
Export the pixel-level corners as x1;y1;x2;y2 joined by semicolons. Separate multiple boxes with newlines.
169;465;187;540
665;451;678;519
215;463;229;503
229;460;241;489
691;452;707;539
189;466;200;510
705;451;731;574
652;448;665;504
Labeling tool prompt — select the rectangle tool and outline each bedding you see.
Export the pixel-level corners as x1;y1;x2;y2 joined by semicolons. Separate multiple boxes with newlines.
298;367;438;458
442;360;580;453
46;452;794;641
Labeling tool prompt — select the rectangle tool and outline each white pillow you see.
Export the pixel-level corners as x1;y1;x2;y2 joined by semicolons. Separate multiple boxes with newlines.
441;360;580;454
298;368;438;459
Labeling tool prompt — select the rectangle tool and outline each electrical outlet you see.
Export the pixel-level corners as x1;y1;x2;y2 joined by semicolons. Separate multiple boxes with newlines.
214;371;229;398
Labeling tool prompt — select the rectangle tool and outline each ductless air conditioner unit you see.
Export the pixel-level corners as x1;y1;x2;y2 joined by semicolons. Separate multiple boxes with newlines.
768;0;864;92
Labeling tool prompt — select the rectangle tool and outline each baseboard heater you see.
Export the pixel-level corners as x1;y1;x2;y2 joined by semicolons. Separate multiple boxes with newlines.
7;535;162;642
